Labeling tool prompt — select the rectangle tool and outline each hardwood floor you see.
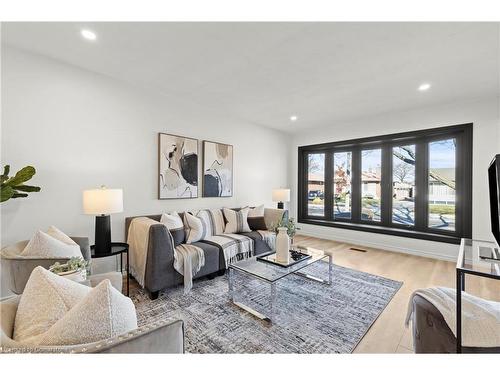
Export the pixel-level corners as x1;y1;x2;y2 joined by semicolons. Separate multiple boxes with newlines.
293;234;500;354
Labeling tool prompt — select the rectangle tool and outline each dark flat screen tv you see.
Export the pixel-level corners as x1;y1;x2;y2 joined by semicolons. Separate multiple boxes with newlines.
488;154;500;248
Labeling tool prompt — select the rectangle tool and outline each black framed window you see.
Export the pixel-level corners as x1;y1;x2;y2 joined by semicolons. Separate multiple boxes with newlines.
298;123;473;244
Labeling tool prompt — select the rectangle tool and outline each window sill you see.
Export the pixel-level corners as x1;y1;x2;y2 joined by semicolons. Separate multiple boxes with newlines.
298;218;461;244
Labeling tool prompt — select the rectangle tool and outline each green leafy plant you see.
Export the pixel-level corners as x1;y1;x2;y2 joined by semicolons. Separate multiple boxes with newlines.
49;257;90;276
0;165;41;203
272;217;300;239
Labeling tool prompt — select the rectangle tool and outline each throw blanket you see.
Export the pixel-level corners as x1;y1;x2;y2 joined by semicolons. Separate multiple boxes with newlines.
257;230;276;251
202;234;254;268
127;217;157;287
405;287;500;348
127;217;204;292
174;244;205;293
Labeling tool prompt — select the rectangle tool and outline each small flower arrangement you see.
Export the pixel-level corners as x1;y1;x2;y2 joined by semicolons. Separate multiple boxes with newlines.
272;217;300;241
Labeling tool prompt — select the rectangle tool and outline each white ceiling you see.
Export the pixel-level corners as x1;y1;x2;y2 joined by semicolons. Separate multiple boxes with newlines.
2;22;499;133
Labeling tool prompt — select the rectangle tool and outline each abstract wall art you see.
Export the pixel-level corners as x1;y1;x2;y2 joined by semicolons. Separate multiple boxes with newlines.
158;133;198;199
203;141;233;197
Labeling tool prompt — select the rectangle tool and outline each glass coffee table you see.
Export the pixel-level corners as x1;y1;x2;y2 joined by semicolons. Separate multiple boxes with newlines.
228;247;332;323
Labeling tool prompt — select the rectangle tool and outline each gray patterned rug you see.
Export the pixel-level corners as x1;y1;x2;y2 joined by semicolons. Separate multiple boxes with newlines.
130;262;402;353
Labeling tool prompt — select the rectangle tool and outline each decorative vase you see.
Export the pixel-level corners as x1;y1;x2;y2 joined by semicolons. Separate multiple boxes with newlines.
275;227;290;263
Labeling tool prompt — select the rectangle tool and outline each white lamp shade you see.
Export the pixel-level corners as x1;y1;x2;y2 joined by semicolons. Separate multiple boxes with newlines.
83;188;123;215
272;188;290;202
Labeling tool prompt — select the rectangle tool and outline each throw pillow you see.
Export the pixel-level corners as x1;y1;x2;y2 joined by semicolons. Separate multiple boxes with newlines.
247;205;267;230
28;279;137;346
14;266;91;343
248;204;265;217
21;227;82;258
247;216;268;231
46;225;78;246
183;212;206;244
160;211;185;246
223;207;252;234
196;208;226;236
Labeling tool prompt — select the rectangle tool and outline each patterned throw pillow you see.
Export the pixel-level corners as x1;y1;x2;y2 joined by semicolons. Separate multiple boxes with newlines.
247;205;267;230
183;212;206;244
160;211;185;246
196;208;226;237
223;207;252;234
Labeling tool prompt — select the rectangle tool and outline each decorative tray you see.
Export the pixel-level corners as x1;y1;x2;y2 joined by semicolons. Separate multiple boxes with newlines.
256;247;312;268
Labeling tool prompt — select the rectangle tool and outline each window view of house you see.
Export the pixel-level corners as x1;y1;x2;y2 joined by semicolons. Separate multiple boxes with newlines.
392;145;416;226
428;139;456;231
361;149;382;221
307;153;325;216
333;152;352;219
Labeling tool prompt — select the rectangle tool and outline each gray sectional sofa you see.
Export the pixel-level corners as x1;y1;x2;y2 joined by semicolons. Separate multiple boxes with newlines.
125;208;287;299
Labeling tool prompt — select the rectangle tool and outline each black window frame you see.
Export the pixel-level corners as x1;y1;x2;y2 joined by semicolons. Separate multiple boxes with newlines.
297;123;473;244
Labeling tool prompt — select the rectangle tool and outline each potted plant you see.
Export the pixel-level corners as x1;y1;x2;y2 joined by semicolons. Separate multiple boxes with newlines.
0;165;41;203
272;217;300;244
49;257;90;282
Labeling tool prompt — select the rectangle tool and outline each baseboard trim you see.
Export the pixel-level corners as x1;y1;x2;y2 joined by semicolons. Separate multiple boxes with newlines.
299;228;457;262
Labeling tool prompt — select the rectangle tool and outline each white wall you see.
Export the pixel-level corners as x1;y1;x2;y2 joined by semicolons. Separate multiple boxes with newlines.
289;97;500;261
1;47;290;296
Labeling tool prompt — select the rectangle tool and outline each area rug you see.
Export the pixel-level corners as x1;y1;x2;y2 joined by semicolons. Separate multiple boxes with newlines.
130;262;402;353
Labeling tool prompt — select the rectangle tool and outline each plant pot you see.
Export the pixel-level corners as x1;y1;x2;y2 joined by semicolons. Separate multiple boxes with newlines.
49;266;87;283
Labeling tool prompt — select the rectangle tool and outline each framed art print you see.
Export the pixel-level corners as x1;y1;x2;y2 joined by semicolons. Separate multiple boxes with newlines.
203;141;233;197
158;133;198;199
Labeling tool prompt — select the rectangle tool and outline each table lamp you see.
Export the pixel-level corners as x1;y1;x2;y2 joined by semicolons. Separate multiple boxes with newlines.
83;186;123;254
272;188;290;209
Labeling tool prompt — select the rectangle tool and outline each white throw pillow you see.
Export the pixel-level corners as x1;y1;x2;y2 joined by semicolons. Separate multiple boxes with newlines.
28;279;137;346
21;226;82;258
183;212;205;244
46;225;77;245
160;211;185;246
160;211;183;228
248;204;265;217
14;266;91;343
223;207;252;234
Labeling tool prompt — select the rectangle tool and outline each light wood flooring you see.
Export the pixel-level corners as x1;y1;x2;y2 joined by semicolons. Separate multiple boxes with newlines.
293;234;500;354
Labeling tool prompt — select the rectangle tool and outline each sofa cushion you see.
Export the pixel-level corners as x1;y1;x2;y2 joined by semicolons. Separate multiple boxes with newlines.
160;211;185;246
14;266;91;343
223;207;251;234
189;241;221;276
27;279;137;346
21;227;82;258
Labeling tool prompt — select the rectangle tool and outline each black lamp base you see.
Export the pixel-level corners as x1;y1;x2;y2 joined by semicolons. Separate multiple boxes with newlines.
277;201;284;209
94;215;111;254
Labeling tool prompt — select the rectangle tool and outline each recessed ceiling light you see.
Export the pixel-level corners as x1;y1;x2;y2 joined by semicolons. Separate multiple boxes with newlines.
418;83;431;92
80;29;97;41
290;115;298;122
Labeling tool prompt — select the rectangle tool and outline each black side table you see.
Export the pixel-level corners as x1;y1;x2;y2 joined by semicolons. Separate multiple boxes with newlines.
90;242;130;296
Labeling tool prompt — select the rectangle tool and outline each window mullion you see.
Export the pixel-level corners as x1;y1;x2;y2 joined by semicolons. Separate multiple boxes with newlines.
381;144;392;225
351;148;362;223
414;141;428;230
324;151;334;221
